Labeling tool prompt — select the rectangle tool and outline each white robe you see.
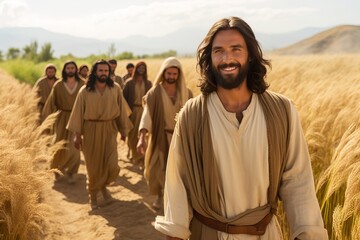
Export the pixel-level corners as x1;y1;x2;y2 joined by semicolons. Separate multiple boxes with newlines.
155;92;328;240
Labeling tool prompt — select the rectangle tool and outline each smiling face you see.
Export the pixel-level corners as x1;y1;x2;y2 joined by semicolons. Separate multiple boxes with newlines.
211;29;249;89
163;67;179;84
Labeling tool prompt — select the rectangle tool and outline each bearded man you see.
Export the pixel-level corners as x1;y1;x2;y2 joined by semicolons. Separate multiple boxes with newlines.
43;61;85;184
137;57;193;210
123;61;152;167
33;63;59;123
67;59;133;210
155;17;328;240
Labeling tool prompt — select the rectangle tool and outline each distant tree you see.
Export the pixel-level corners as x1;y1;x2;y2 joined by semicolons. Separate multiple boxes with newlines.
107;43;116;58
152;50;177;58
22;41;38;60
6;48;21;60
0;51;3;61
37;42;54;62
116;51;134;60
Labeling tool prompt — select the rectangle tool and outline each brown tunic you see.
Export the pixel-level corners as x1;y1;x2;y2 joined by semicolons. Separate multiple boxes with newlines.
43;80;85;175
67;84;133;195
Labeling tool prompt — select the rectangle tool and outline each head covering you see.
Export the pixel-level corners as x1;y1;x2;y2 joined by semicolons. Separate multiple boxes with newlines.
153;57;189;106
44;63;57;74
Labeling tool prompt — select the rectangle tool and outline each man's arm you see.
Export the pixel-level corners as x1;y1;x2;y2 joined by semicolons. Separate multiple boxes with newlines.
280;104;328;239
137;128;148;155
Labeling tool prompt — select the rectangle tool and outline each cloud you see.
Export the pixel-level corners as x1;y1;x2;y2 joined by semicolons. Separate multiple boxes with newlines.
0;0;316;39
0;0;29;26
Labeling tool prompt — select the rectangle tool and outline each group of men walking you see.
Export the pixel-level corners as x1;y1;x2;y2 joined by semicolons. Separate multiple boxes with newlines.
34;56;192;211
33;16;328;239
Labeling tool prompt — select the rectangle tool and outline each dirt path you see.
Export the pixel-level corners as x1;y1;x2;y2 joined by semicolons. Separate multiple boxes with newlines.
43;140;165;240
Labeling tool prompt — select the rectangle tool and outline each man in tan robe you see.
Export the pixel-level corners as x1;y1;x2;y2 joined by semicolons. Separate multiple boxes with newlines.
33;63;59;123
67;59;133;210
78;64;89;81
109;59;124;89
137;57;193;209
123;62;134;82
154;17;328;240
123;61;152;166
43;61;85;184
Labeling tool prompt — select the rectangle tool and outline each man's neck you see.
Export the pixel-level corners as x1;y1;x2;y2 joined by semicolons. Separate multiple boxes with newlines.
216;81;252;114
96;81;107;92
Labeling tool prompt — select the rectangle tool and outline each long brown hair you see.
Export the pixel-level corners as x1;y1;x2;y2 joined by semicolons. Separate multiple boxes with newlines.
197;16;271;95
86;59;114;91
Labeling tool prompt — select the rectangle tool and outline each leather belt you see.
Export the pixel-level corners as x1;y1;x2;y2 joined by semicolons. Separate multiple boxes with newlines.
193;210;273;235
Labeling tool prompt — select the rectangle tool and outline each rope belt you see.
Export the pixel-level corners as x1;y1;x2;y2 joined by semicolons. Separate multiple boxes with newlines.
193;210;273;235
86;119;112;122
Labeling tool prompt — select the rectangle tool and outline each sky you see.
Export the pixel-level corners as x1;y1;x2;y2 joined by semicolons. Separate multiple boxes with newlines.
0;0;359;40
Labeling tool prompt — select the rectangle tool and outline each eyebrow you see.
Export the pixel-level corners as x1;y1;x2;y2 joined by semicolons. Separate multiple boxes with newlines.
212;44;244;50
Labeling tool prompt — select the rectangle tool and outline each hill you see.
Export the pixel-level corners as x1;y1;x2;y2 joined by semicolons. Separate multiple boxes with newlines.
0;26;324;57
274;25;360;55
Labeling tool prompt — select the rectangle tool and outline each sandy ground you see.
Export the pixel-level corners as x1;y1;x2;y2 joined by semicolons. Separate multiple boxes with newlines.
43;140;165;240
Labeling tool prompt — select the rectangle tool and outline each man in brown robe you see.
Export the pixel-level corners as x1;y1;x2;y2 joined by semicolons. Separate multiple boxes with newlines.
108;59;124;89
67;59;133;210
137;57;193;210
78;64;89;81
33;64;59;123
123;62;152;167
123;62;134;82
42;61;85;184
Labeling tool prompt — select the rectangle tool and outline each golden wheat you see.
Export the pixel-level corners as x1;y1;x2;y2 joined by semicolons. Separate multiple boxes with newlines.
1;54;359;239
0;69;61;240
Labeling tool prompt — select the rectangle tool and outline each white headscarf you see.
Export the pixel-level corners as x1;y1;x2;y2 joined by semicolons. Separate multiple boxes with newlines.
153;57;190;106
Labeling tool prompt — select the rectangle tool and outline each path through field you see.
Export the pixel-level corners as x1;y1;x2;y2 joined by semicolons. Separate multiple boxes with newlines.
44;140;164;240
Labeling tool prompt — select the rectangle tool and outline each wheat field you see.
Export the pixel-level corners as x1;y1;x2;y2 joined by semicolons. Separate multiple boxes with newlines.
0;55;359;239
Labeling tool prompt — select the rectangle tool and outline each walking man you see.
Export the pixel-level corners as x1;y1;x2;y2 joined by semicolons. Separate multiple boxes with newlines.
33;63;59;123
42;60;85;184
155;17;328;240
137;57;193;209
109;59;124;89
67;59;133;210
123;61;152;166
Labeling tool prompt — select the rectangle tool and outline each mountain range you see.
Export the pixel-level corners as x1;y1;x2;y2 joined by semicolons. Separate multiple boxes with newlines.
273;25;360;55
0;26;326;57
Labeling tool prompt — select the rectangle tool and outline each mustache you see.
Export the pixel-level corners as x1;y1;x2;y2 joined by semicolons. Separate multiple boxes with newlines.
218;62;241;69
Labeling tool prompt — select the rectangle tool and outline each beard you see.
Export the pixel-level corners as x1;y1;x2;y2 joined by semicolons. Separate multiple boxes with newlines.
164;78;177;84
66;72;75;78
213;61;249;89
97;74;108;83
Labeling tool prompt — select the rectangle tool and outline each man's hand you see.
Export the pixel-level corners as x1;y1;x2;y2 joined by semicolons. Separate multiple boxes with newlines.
74;133;82;150
136;129;148;155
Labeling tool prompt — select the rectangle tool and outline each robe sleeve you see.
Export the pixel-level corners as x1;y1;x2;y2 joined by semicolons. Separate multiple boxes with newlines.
67;89;85;134
154;120;192;239
138;103;152;133
42;86;57;122
115;87;133;137
279;104;328;240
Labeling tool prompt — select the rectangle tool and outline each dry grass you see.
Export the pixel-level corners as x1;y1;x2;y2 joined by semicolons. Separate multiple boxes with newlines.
0;69;61;240
1;54;359;239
